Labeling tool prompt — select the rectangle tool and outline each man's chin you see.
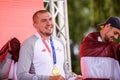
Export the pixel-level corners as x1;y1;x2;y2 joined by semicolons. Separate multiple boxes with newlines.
46;33;53;36
105;39;113;42
109;39;115;42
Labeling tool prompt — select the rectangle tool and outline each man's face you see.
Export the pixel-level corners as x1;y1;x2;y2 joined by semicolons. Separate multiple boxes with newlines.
104;26;120;42
34;12;54;37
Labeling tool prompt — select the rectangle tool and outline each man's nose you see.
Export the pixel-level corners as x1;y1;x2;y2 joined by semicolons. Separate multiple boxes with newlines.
47;20;51;25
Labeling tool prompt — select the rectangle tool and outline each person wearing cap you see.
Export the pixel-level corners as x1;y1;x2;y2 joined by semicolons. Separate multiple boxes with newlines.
80;16;120;80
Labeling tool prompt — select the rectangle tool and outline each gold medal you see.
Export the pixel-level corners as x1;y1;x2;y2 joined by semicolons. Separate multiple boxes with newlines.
52;67;60;76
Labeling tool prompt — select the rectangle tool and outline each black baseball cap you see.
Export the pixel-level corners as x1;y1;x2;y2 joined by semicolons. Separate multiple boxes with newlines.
97;16;120;29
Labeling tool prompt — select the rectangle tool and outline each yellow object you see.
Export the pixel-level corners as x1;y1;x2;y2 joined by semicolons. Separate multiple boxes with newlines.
52;67;60;76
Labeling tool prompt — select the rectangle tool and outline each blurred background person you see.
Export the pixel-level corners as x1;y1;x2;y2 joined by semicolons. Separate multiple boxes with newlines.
0;37;20;80
80;16;120;80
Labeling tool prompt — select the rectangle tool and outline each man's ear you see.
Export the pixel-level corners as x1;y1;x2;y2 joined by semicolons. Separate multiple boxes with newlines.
33;23;37;28
104;24;111;29
106;24;111;27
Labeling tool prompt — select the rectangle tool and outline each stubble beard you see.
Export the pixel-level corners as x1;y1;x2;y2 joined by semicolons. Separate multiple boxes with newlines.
40;30;53;37
104;33;110;42
45;32;53;36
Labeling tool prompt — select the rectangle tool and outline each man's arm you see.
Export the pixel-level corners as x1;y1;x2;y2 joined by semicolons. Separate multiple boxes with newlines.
17;36;49;80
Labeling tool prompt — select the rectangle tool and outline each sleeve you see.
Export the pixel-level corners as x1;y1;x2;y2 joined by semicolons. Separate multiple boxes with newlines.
59;37;70;79
63;59;70;79
62;40;77;80
17;38;49;80
64;61;79;80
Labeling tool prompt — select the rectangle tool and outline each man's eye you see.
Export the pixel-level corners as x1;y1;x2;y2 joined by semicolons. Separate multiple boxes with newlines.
114;32;118;34
49;18;52;21
114;32;120;36
42;20;46;22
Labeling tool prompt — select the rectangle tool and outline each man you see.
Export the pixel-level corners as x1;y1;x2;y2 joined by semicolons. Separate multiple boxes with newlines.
80;16;120;80
17;10;81;80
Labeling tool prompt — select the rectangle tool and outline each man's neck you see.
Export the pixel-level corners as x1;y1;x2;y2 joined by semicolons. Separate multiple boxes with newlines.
100;30;106;42
40;34;50;40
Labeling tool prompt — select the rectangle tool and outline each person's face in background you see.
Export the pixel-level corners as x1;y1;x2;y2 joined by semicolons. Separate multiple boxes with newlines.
103;25;120;42
34;12;54;38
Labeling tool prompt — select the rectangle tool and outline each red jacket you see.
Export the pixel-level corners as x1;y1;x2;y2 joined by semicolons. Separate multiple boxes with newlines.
80;32;120;80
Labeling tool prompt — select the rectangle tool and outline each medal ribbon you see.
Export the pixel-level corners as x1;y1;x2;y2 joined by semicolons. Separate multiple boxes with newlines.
50;37;56;65
42;40;51;54
42;37;56;65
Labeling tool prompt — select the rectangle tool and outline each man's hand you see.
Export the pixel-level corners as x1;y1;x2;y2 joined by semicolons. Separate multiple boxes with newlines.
49;75;65;80
75;75;82;80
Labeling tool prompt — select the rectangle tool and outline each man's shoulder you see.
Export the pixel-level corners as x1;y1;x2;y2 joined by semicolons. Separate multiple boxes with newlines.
82;32;99;42
22;35;38;46
86;32;99;38
52;36;64;45
88;31;99;35
53;36;63;42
